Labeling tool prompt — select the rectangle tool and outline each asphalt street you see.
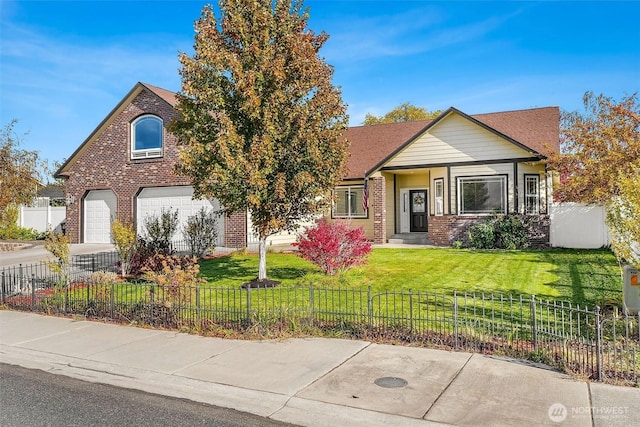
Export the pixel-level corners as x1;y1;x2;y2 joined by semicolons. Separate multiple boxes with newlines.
0;363;296;427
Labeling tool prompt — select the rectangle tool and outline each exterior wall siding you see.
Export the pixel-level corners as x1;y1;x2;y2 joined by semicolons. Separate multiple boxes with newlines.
385;114;530;167
517;163;547;214
383;172;395;238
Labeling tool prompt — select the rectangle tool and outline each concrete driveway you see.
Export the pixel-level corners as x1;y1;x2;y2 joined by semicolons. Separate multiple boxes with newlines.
0;243;115;268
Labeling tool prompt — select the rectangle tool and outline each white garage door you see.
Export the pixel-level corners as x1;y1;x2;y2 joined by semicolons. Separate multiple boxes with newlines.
136;186;224;245
84;190;117;244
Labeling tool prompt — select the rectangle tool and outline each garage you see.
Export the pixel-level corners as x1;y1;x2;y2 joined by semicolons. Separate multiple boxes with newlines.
84;190;117;243
136;186;224;245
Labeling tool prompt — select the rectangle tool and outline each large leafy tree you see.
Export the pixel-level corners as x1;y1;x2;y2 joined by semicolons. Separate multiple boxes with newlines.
172;0;349;281
363;102;441;125
0;120;44;212
547;92;640;267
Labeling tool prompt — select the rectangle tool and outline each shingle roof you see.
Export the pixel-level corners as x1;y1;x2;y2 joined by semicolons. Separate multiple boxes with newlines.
130;84;561;181
344;106;559;179
344;120;432;180
141;82;178;107
55;82;559;182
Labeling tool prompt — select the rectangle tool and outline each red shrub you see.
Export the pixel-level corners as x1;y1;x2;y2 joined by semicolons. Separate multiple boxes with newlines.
294;218;372;275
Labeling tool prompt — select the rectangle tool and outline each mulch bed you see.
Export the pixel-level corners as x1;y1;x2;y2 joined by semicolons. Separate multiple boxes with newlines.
240;278;281;289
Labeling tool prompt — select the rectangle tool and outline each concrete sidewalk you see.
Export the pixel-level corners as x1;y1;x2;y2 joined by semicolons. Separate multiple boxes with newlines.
0;311;638;426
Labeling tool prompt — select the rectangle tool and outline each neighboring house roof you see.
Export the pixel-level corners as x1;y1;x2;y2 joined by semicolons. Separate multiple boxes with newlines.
55;82;559;183
37;184;65;199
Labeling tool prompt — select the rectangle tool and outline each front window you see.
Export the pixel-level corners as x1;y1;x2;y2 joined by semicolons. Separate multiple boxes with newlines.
131;115;163;159
333;185;366;218
525;175;540;215
434;178;444;216
458;176;507;215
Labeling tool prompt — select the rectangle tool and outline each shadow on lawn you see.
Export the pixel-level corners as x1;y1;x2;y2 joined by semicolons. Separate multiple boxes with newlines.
198;255;315;283
533;249;621;308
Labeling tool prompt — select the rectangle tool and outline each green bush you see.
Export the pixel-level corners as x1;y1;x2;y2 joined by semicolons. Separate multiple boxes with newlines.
141;208;179;254
468;221;495;249
468;215;529;250
0;204;40;240
494;215;529;250
183;207;219;258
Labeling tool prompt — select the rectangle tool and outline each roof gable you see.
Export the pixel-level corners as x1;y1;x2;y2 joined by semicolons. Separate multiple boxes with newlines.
346;106;559;179
54;82;175;178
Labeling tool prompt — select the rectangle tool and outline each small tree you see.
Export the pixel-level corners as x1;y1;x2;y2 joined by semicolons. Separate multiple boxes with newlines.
111;219;137;275
183;207;219;258
172;0;349;282
363;102;441;125
547;92;640;267
295;219;371;275
142;208;179;254
0;120;46;214
44;231;71;286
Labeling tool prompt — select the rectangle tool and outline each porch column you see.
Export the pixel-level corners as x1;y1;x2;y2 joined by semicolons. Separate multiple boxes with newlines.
372;174;386;244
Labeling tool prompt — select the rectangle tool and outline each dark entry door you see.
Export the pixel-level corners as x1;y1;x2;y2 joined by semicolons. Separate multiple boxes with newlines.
410;190;427;232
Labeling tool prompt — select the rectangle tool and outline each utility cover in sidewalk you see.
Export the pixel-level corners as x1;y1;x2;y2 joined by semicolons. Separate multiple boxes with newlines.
374;377;408;388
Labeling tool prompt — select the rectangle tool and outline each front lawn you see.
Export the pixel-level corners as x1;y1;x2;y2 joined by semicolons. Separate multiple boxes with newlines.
198;248;622;308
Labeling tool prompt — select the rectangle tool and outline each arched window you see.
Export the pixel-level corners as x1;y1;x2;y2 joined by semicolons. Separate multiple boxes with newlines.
131;115;163;159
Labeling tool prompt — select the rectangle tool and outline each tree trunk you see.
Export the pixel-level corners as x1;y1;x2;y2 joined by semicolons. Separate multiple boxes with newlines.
258;236;267;281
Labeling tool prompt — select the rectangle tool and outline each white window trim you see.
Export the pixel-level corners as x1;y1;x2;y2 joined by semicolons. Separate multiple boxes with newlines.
434;178;444;216
131;115;163;159
524;174;540;215
457;175;507;216
332;185;367;219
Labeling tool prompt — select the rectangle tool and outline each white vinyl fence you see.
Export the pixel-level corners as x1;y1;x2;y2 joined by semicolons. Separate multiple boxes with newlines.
18;204;66;233
550;203;609;249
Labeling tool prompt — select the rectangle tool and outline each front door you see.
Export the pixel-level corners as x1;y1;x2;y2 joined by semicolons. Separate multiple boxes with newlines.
410;190;427;232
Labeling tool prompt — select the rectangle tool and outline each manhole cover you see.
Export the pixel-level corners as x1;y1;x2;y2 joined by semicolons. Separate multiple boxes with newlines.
374;377;408;388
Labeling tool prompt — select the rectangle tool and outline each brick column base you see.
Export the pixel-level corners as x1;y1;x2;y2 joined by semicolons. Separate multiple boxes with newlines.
372;176;386;244
224;211;247;249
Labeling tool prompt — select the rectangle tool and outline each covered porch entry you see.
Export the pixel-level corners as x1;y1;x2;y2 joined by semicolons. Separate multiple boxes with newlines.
385;169;440;245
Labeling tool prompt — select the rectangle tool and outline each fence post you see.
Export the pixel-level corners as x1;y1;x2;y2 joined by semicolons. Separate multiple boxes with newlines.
64;282;69;314
367;286;373;329
92;255;96;274
530;295;538;352
196;284;201;323
1;272;5;305
309;283;314;327
246;285;252;326
595;306;602;381
19;264;24;294
110;280;115;320
31;274;36;311
453;290;458;350
408;289;414;333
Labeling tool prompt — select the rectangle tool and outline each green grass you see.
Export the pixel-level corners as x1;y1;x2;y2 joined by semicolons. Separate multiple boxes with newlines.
198;248;622;307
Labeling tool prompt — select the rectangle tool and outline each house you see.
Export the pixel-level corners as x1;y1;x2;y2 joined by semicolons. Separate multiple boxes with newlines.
54;82;558;247
338;106;559;246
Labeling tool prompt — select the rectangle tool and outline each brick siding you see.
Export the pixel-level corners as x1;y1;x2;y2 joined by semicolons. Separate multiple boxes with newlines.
63;87;245;245
428;215;550;247
372;176;386;244
224;211;247;249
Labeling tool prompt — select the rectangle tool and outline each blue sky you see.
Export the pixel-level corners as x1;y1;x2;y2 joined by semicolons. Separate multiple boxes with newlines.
1;1;639;178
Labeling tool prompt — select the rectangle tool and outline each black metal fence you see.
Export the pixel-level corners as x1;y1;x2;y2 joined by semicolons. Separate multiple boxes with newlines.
1;254;638;386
